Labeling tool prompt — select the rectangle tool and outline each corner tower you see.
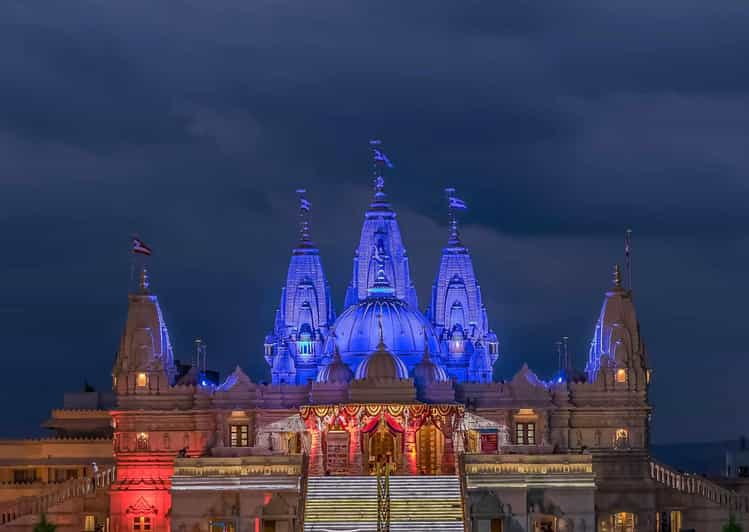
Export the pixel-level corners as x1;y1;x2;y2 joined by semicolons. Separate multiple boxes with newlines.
586;264;649;389
427;188;498;382
343;141;418;309
265;190;335;384
112;267;177;394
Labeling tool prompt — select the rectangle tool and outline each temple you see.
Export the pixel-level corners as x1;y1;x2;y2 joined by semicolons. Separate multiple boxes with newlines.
1;143;748;532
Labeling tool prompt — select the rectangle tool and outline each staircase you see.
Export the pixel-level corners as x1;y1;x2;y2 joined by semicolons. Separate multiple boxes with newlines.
303;475;464;531
0;466;116;527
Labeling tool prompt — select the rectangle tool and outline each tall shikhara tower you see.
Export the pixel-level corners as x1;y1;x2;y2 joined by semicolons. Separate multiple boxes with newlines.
427;188;498;382
264;189;335;384
343;140;418;309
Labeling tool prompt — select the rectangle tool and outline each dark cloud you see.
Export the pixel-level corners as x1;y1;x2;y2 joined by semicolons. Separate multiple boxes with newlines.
1;0;748;442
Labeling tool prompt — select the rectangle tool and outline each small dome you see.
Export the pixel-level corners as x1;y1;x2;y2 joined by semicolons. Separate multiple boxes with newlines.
413;341;448;386
355;334;409;380
317;349;354;384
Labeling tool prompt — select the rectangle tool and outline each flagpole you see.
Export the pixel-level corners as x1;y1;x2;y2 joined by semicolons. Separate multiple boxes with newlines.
625;228;632;291
129;235;136;293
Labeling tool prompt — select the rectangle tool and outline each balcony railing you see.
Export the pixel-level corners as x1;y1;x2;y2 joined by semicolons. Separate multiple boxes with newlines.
650;459;749;512
0;465;115;526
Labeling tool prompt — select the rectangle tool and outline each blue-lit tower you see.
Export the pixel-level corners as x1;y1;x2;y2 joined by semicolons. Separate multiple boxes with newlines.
426;188;499;382
265;190;335;384
343;141;419;309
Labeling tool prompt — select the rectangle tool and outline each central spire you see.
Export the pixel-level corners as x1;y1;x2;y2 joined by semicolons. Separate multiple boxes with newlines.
344;140;418;308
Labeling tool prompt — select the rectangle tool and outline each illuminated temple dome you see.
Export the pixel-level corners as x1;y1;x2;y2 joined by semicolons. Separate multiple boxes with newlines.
354;332;409;380
326;270;441;373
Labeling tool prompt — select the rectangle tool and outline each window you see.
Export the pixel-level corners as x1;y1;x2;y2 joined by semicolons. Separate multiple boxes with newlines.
669;511;682;532
84;515;96;531
210;521;236;532
133;516;151;531
136;432;149;450
515;423;535;445
13;469;38;483
616;369;627;383
230;425;249;447
136;373;148;387
614;428;630;449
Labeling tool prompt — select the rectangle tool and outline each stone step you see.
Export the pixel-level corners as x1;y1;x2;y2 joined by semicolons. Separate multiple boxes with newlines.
303;475;464;532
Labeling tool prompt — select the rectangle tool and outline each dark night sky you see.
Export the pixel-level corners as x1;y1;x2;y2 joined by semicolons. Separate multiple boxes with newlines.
1;1;748;443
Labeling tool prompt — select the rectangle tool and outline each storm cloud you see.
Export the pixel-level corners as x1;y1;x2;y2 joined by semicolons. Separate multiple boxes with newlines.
1;0;748;442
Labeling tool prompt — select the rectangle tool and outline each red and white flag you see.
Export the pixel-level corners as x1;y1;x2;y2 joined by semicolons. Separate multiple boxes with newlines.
132;237;152;256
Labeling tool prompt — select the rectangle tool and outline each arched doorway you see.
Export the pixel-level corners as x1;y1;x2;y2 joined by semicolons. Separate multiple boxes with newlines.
367;423;401;474
416;422;445;474
601;512;635;532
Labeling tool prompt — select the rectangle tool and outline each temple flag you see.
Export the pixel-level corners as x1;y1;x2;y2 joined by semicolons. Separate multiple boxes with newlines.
132;237;152;256
449;197;467;210
373;148;394;168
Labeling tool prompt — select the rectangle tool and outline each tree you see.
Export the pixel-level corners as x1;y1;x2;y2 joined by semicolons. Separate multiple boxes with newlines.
33;514;56;532
723;514;742;532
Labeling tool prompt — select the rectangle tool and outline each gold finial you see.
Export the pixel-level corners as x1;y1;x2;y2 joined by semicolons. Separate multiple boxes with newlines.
139;266;150;293
612;264;622;288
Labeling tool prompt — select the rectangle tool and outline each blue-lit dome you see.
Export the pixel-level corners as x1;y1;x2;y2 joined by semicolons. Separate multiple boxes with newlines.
326;295;440;373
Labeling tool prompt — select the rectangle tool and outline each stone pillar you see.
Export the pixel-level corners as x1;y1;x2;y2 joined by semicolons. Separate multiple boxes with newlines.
309;427;324;476
348;425;363;475
405;427;417;475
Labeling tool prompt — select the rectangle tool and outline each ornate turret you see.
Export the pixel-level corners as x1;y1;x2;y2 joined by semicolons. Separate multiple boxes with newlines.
354;314;409;380
112;266;177;394
586;264;649;388
343;141;418;308
265;189;335;384
427;188;498;382
316;347;354;384
412;332;448;387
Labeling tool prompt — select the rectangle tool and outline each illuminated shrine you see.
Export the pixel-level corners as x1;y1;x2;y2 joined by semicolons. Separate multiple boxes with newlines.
2;143;748;532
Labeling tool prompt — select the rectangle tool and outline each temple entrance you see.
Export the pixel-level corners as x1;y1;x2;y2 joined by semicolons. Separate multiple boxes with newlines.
367;426;400;474
607;512;635;532
416;422;445;474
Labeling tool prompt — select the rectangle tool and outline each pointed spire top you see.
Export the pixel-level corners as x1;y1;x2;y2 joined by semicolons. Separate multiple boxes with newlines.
295;188;314;249
445;187;468;247
332;344;343;363
369;140;393;211
377;311;386;349
612;264;623;288
138;266;150;294
422;327;432;361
